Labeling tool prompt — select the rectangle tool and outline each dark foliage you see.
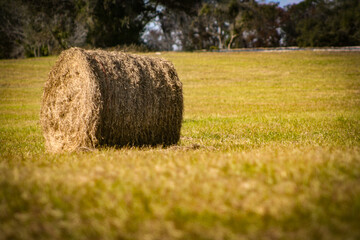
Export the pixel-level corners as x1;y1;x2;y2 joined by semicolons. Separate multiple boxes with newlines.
283;0;360;47
86;0;154;47
0;0;359;58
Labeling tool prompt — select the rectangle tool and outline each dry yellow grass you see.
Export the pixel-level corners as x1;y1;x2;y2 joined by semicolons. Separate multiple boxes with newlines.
0;51;360;240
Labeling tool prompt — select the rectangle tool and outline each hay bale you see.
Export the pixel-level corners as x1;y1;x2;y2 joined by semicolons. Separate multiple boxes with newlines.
40;47;183;152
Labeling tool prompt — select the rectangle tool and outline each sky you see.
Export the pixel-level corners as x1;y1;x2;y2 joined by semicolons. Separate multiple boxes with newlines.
265;0;303;7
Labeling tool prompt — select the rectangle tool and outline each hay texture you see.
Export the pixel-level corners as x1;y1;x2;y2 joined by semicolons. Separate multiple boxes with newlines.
40;47;183;152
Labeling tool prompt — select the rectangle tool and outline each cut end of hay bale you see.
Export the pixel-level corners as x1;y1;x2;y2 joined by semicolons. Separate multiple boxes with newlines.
40;48;183;152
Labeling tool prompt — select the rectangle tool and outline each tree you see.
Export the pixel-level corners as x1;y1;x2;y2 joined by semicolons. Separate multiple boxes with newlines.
227;0;254;49
85;0;156;47
241;2;283;47
142;0;202;51
0;0;25;58
282;0;360;47
198;2;228;49
86;0;202;49
0;0;84;58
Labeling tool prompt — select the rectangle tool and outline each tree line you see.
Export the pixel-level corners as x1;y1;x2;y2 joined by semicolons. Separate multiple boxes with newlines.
1;0;359;58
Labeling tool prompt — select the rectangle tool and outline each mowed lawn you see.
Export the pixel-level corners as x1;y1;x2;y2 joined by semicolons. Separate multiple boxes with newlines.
0;51;360;240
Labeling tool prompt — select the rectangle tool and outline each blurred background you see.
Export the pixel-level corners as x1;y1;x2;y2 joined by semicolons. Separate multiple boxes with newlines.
1;0;359;58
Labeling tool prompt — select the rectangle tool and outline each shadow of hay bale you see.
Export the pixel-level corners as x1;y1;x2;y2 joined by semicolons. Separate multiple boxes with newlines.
40;48;183;153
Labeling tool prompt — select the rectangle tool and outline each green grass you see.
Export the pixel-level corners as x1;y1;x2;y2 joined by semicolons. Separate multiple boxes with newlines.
1;51;360;240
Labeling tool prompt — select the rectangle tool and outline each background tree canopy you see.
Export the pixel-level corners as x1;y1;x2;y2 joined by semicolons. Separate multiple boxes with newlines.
0;0;359;58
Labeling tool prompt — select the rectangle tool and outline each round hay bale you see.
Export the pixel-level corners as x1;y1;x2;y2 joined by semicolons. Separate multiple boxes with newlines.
40;47;183;152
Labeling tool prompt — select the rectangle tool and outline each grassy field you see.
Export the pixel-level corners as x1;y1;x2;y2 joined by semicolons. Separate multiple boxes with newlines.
0;51;360;240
